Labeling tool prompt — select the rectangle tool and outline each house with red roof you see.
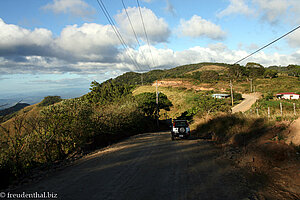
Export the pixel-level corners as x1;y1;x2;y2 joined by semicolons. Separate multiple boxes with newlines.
276;92;300;100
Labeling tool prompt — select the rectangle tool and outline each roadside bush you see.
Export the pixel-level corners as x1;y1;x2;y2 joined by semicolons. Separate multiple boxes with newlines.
194;114;267;146
37;98;93;161
0;96;154;189
0;113;36;187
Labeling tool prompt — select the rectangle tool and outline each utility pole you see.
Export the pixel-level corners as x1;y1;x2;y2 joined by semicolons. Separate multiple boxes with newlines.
294;103;296;116
230;80;234;106
141;74;143;85
156;80;159;128
280;102;283;116
250;79;253;93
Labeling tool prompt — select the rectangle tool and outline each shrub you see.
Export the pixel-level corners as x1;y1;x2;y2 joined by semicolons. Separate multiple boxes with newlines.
233;92;243;101
0;96;155;189
263;92;274;101
194;114;267;146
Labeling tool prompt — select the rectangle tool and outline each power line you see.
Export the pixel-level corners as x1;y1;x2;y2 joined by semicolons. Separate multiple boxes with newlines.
96;0;142;72
121;0;141;47
121;0;151;71
136;0;156;68
234;25;300;64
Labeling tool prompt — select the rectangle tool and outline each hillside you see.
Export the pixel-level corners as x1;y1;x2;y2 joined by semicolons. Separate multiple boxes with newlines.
1;62;300;198
109;62;232;85
0;103;30;117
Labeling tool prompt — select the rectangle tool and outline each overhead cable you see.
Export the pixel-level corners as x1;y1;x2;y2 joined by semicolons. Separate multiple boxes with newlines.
96;0;142;71
136;0;156;68
121;0;151;71
234;25;300;64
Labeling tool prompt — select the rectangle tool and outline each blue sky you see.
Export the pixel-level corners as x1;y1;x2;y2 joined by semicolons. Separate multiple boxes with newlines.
0;0;300;99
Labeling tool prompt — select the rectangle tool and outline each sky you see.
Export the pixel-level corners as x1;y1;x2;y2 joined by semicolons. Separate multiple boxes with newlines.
0;0;300;98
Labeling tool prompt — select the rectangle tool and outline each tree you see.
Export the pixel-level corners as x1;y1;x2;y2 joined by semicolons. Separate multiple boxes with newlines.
287;65;300;77
246;62;265;78
264;69;278;79
135;92;172;117
228;64;246;79
86;80;133;104
39;96;62;107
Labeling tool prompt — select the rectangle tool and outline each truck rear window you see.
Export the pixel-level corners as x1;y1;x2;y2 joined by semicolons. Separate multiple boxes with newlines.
174;121;187;126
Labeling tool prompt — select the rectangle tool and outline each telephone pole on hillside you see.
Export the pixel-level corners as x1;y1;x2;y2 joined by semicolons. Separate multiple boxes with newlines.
141;74;143;85
156;80;159;128
230;80;234;107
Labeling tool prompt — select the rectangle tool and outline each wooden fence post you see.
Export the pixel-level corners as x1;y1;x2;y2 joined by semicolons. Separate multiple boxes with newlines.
268;107;270;119
280;102;283;116
294;103;296;116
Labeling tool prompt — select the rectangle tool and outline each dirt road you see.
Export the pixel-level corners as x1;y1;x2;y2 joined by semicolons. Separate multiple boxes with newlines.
14;132;258;200
232;93;261;113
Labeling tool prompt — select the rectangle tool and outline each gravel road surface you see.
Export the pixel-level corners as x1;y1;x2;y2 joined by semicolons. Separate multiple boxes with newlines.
232;93;261;113
15;132;257;200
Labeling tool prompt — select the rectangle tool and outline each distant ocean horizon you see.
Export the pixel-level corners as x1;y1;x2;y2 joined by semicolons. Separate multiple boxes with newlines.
0;87;89;110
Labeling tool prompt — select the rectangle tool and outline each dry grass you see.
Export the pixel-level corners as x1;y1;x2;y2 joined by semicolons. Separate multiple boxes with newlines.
1;104;40;128
186;65;228;75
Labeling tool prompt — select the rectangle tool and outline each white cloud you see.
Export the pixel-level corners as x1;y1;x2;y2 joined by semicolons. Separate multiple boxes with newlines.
218;0;300;25
217;0;254;18
55;23;121;61
0;19;52;48
42;0;95;19
252;0;290;23
178;15;226;40
144;44;300;68
287;29;300;48
0;18;123;63
115;6;171;44
0;18;299;77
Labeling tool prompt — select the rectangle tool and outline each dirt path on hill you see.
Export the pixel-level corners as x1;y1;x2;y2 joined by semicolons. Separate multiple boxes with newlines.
232;93;261;113
12;132;260;200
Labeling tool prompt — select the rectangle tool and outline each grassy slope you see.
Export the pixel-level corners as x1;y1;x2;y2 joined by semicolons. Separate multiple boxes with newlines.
255;76;300;93
1;104;40;127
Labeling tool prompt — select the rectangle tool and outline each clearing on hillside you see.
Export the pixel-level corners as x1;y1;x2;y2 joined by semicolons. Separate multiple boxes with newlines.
186;65;228;75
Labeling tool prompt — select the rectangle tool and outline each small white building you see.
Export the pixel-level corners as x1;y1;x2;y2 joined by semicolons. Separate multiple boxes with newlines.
212;94;230;99
276;93;300;100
